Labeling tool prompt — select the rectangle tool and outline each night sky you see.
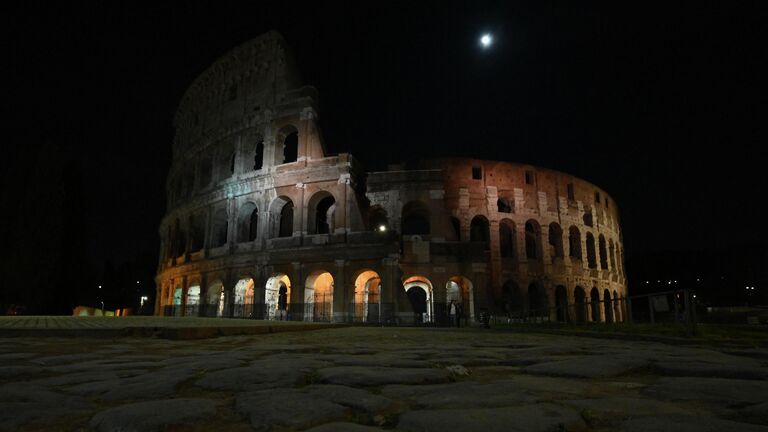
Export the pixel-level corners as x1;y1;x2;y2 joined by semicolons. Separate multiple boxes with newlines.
4;1;766;313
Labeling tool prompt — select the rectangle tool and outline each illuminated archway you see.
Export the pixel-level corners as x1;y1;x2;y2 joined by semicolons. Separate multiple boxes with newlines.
305;271;333;322
404;276;433;323
207;280;225;318
446;276;475;321
265;274;291;320
186;284;201;317
172;286;183;316
354;270;381;322
233;278;255;318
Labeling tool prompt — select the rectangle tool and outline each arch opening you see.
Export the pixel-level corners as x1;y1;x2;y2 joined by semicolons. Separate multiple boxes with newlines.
265;274;291;320
237;202;258;243
270;197;294;238
502;280;523;320
470;215;490;250
500;220;516;258
401;201;430;236
172;286;183;316
206;281;225;318
308;192;336;235
599;235;608;270
211;209;228;248
446;276;474;323
305;271;334;322
527;283;549;321
233;278;255;318
549;223;564;258
369;206;389;232
555;285;569;322
525;220;541;260
586;233;597;269
254;140;264;170
278;126;299;164
404;276;433;324
568;226;582;260
186;285;200;316
354;270;381;323
574;286;586;322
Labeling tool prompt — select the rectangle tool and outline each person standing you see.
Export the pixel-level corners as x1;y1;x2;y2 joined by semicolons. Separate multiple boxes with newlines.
449;300;457;327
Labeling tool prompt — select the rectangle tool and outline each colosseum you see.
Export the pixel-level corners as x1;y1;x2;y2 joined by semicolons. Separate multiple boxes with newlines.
155;31;627;325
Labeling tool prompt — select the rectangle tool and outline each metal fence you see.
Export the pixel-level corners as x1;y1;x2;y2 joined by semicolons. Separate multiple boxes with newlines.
163;302;400;324
487;297;628;325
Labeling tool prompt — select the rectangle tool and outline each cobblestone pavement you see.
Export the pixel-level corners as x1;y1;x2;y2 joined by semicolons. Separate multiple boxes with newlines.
1;327;767;431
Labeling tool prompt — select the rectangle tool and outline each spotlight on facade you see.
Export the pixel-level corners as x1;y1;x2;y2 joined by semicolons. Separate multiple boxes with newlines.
378;225;387;232
98;285;102;289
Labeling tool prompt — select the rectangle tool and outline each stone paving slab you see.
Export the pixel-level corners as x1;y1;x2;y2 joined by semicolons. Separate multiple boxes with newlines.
1;327;767;431
89;398;218;432
621;414;768;432
396;403;585;432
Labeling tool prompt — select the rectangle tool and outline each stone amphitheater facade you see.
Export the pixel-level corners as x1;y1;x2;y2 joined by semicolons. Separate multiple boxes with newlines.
155;31;627;324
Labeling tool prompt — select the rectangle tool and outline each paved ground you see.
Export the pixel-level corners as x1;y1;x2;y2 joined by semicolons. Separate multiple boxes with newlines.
1;326;767;431
0;316;336;339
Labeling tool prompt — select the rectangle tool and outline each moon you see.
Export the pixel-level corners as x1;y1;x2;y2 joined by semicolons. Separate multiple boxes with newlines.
480;33;492;48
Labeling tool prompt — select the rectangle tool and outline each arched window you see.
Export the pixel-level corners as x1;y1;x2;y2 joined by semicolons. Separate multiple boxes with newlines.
401;201;430;236
237;202;257;243
278;125;299;164
586;233;597;269
609;239;616;271
254;141;264;170
279;201;293;237
269;197;294;238
525;220;541;259
569;226;582;259
211;209;228;247
369;206;389;232
230;152;236;174
497;198;512;213
598;235;608;269
249;207;259;241
499;220;516;258
308;192;335;234
470;215;490;248
583;211;594;227
548;223;564;258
